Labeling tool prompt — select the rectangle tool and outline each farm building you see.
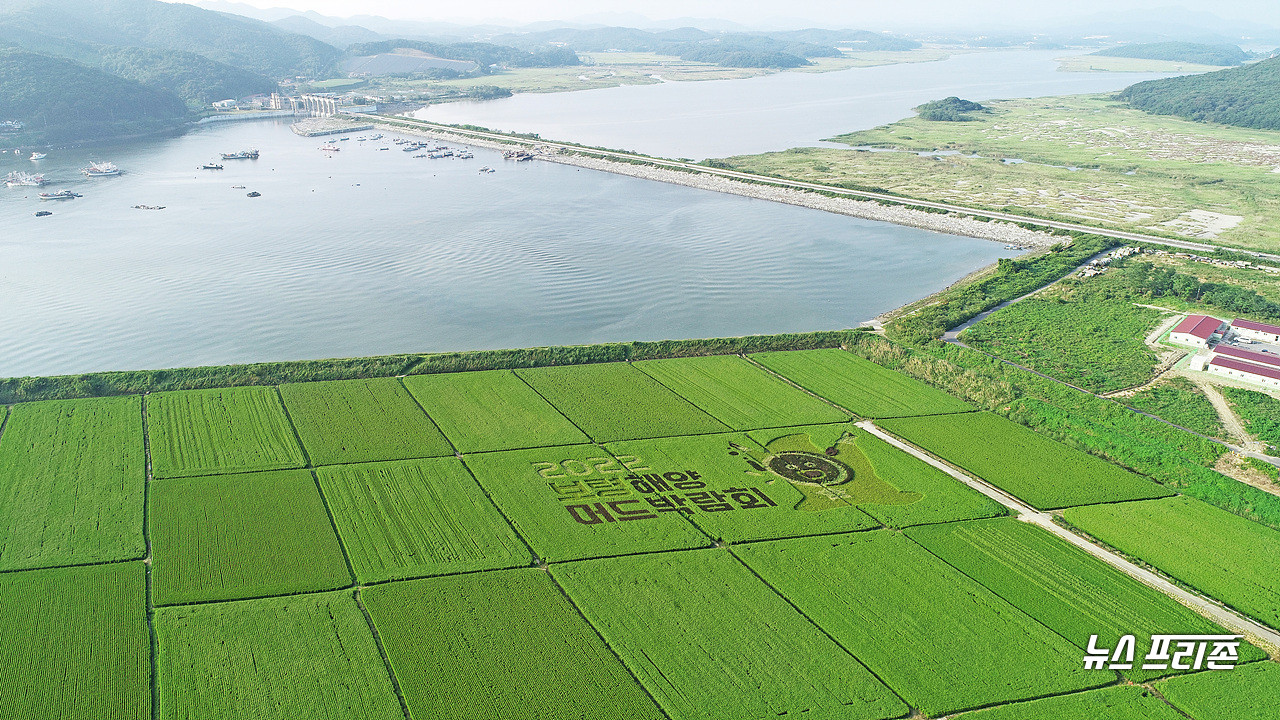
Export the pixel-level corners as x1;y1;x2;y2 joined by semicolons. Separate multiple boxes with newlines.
1206;356;1280;389
1169;315;1225;348
1231;319;1280;344
1213;343;1280;369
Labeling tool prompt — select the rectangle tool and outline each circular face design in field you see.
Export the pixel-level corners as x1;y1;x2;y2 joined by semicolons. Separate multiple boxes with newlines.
767;451;850;486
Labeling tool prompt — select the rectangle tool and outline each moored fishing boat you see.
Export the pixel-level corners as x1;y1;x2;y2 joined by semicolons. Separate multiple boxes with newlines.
220;149;259;160
82;161;121;177
39;190;80;200
5;171;46;187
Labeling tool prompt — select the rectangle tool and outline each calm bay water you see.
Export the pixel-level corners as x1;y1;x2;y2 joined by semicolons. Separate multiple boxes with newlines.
0;120;1018;377
417;49;1178;159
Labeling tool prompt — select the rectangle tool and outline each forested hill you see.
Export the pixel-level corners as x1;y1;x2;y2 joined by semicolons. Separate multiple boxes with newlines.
1091;42;1250;66
494;26;918;69
0;49;189;143
345;40;580;69
0;0;340;77
1119;56;1280;130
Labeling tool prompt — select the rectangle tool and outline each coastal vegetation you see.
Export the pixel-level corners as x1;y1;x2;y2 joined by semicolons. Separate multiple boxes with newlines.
1221;387;1280;452
960;285;1163;394
1127;378;1225;438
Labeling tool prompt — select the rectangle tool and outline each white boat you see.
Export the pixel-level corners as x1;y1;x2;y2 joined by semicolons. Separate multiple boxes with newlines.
39;190;80;200
82;161;121;177
5;171;46;187
30;152;46;160
221;149;259;160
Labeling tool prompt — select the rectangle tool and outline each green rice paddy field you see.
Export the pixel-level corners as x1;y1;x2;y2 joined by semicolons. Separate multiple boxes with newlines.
1;348;1277;719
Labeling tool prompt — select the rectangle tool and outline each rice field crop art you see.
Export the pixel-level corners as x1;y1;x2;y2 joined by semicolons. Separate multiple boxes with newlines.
734;530;1110;717
879;411;1174;509
461;445;710;561
147;386;306;478
362;569;667;720
604;431;881;543
156;591;402;720
150;469;352;605
0;562;149;720
906;518;1268;683
749;423;1006;528
952;685;1187;720
316;458;531;583
749;348;973;418
0;395;145;571
551;549;909;720
514;362;729;441
1064;496;1280;631
402;369;589;452
279;378;453;465
1157;660;1280;720
632;354;850;430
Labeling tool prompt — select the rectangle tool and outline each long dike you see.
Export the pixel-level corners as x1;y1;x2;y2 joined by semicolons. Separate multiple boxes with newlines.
373;114;1280;263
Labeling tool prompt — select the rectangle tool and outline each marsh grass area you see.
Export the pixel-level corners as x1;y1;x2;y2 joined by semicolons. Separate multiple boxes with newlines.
353;47;954;96
720;94;1280;252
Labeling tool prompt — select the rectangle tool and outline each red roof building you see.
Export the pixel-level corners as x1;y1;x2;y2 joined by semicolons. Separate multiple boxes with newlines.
1170;315;1225;347
1172;315;1223;339
1232;319;1280;335
1231;319;1280;343
1213;343;1280;369
1208;356;1280;386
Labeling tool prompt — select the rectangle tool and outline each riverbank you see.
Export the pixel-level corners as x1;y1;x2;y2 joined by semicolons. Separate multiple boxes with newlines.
375;119;1063;251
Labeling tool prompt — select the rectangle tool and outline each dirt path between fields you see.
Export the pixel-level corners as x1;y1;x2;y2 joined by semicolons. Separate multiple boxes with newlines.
859;420;1280;656
1196;381;1256;450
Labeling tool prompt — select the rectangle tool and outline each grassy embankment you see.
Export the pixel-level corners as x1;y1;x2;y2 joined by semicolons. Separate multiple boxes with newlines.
715;94;1280;252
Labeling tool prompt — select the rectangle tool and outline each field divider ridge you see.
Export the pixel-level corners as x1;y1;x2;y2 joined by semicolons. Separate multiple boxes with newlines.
859;420;1280;655
272;386;359;589
452;458;541;566
738;353;860;418
0;405;11;446
720;546;916;715
140;393;159;720
393;376;460;457
622;359;732;434
354;588;413;720
543;568;676;720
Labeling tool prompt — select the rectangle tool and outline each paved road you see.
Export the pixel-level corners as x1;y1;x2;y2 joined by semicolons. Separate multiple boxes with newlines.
377;116;1280;263
857;421;1280;655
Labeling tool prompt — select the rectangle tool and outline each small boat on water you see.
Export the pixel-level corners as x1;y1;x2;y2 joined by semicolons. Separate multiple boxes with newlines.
132;204;165;210
5;171;46;187
246;191;261;197
30;152;46;160
39;190;81;200
82;161;121;176
457;150;474;159
202;163;224;170
478;166;495;173
320;145;340;152
35;210;53;217
231;185;245;189
221;149;259;160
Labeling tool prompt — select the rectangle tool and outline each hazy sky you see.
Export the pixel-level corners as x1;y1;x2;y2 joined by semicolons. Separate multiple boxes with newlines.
208;0;1280;28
